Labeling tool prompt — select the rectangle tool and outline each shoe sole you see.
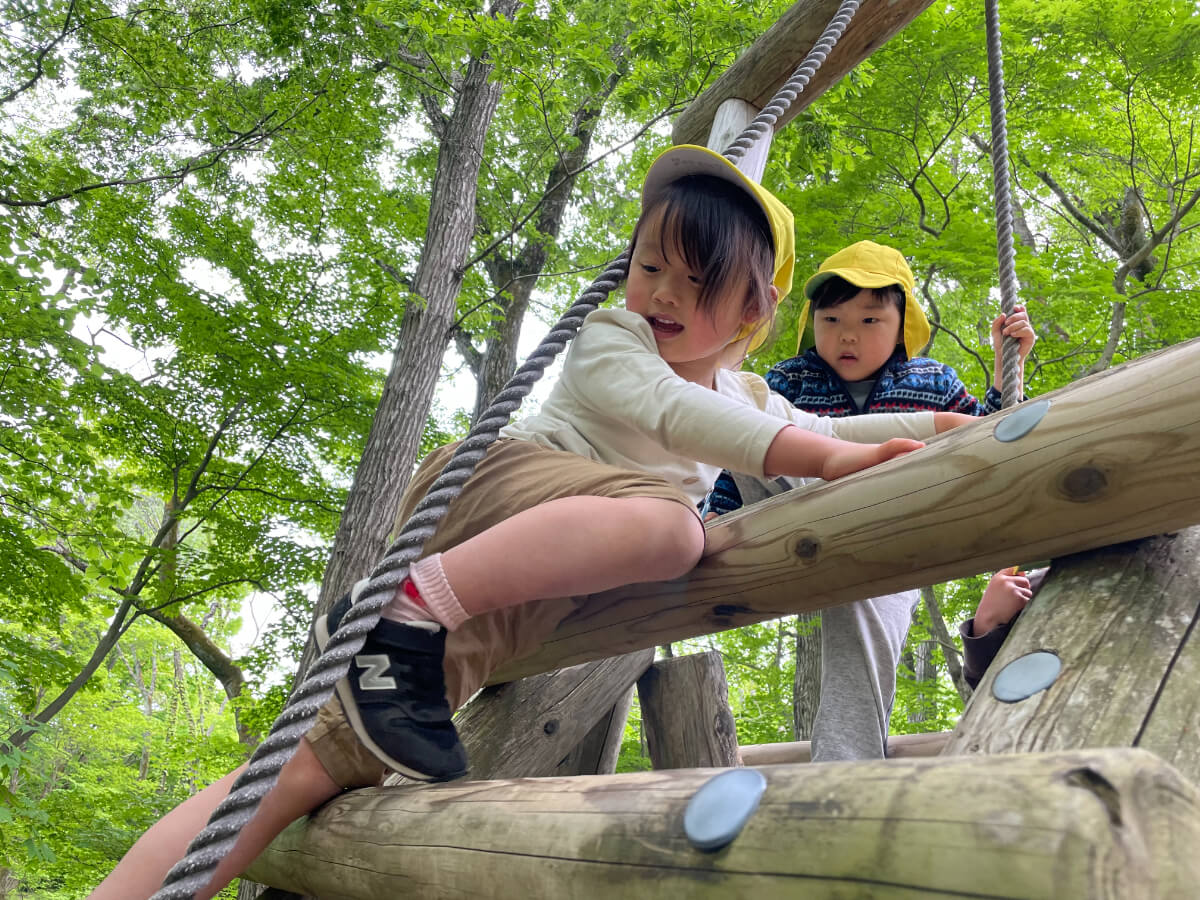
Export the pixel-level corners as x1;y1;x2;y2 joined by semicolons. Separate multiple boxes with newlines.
312;606;465;784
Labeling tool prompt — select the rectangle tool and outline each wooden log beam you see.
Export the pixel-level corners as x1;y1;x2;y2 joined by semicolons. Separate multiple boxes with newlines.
493;337;1200;682
637;652;740;769
552;685;634;776
740;730;949;765
673;0;937;148
246;748;1200;899
448;649;653;780
943;527;1200;784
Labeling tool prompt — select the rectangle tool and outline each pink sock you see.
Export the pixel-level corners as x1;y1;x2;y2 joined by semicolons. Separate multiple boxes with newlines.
381;553;470;631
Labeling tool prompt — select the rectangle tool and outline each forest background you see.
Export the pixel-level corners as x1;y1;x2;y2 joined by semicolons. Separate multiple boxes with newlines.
2;0;1198;895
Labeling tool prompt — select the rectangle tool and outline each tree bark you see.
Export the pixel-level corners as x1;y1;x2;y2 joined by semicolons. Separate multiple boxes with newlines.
920;585;968;702
907;636;936;725
792;612;821;739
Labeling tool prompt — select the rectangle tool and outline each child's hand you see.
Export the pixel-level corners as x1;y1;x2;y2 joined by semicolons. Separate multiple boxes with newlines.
973;569;1033;636
933;411;976;433
820;438;924;481
991;305;1037;391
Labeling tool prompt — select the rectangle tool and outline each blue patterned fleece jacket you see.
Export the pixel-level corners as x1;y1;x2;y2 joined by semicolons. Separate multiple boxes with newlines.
706;348;1003;516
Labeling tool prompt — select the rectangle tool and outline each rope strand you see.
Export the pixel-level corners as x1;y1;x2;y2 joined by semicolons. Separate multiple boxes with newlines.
151;3;861;896
984;0;1023;408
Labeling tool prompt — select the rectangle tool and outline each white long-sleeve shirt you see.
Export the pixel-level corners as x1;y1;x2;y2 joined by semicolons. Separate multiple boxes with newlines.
501;308;935;506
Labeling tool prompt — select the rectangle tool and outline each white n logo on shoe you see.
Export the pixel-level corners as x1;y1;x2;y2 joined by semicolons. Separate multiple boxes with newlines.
354;654;397;690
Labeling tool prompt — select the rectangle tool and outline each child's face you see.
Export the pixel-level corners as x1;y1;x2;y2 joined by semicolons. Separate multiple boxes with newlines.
625;211;756;386
812;288;903;383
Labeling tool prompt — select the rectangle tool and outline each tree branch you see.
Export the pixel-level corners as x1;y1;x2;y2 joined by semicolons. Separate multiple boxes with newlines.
921;586;969;702
1;88;327;208
0;0;78;106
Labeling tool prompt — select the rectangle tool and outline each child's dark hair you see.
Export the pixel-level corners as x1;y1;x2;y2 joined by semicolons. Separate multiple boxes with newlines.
631;174;775;328
811;275;906;326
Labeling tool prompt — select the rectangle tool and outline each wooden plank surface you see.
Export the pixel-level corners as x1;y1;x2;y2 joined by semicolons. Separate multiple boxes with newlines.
492;336;1200;682
674;0;937;147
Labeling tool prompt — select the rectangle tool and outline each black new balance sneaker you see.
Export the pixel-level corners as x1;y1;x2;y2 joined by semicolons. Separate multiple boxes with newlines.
314;591;468;782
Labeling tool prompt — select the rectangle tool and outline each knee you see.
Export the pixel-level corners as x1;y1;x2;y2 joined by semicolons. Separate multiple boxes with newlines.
631;501;705;580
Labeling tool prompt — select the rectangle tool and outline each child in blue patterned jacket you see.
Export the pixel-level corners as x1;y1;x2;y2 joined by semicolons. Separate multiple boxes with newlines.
706;240;1036;761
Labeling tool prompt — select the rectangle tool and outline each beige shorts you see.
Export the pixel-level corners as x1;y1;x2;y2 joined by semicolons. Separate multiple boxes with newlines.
306;438;697;787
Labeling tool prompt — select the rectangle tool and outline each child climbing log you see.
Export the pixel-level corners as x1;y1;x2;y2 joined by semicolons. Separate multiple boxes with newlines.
494;335;1200;682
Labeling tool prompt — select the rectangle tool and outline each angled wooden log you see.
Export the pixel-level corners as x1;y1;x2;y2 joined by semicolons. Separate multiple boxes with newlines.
673;0;937;147
637;652;740;769
552;685;635;776
245;748;1200;899
493;337;1200;682
432;649;653;781
943;527;1200;784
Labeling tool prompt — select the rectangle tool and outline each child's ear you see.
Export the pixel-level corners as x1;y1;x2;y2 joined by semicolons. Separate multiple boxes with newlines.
744;285;780;324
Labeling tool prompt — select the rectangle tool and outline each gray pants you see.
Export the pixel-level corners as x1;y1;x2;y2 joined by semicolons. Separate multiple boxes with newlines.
726;473;917;761
810;590;919;761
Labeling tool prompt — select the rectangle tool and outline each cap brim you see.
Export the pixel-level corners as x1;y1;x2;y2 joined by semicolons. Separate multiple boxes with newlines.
803;267;909;300
642;145;771;225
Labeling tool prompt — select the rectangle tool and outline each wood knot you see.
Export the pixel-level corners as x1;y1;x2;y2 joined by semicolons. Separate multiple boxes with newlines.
1059;465;1109;502
793;535;821;560
543;719;558;736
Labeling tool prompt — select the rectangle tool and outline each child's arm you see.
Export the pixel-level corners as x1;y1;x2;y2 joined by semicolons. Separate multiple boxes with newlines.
960;568;1036;689
973;568;1033;635
991;305;1037;394
763;426;922;482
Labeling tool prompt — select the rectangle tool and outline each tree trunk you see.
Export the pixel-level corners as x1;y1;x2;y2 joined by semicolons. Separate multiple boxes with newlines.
921;585;969;701
468;59;626;422
792;612;821;739
299;0;521;676
236;9;519;898
907;637;936;725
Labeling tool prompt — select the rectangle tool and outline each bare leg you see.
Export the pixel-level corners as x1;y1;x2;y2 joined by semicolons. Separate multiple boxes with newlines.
89;737;341;900
435;496;705;615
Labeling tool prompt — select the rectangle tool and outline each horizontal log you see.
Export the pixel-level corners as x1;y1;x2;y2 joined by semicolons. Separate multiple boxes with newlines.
740;730;949;765
493;336;1200;682
673;0;936;147
246;748;1200;899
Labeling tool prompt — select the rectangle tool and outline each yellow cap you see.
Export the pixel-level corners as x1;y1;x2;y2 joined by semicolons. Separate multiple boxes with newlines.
796;240;931;358
642;145;795;353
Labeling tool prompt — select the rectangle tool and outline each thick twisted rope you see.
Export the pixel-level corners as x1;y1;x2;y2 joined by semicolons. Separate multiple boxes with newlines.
151;3;861;897
983;0;1022;409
